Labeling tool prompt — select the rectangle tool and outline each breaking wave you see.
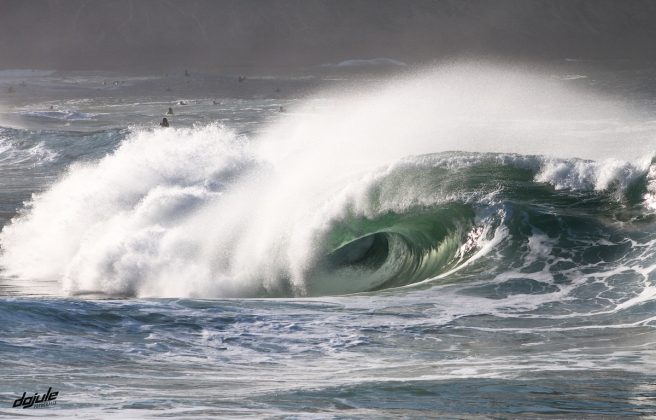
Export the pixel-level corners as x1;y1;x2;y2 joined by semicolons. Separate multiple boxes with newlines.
1;63;655;299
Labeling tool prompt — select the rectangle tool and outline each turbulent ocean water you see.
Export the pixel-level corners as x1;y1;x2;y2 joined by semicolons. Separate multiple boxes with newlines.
2;63;656;418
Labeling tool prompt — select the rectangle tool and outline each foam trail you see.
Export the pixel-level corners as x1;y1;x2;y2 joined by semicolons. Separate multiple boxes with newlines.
1;62;654;298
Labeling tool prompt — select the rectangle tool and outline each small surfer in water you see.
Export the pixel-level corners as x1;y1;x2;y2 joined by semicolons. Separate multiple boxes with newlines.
160;118;169;127
167;107;174;115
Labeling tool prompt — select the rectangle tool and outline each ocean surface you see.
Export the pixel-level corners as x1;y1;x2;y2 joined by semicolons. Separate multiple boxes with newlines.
1;62;656;418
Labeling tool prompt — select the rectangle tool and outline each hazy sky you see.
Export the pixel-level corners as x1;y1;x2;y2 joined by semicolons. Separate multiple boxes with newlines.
2;0;656;70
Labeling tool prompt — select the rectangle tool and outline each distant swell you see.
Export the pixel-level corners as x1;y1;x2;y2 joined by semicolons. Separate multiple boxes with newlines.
22;110;98;121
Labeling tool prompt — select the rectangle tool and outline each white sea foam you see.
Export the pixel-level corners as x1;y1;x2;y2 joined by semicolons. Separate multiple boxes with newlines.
0;125;254;296
535;156;653;192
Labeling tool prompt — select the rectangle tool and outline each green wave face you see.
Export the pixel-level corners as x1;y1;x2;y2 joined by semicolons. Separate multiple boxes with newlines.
299;154;532;296
298;152;656;297
305;205;476;296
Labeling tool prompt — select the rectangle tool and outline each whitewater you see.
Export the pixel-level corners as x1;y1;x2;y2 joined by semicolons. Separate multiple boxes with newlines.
1;62;656;417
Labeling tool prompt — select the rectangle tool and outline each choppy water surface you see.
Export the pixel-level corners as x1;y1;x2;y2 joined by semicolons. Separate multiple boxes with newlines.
1;63;656;418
